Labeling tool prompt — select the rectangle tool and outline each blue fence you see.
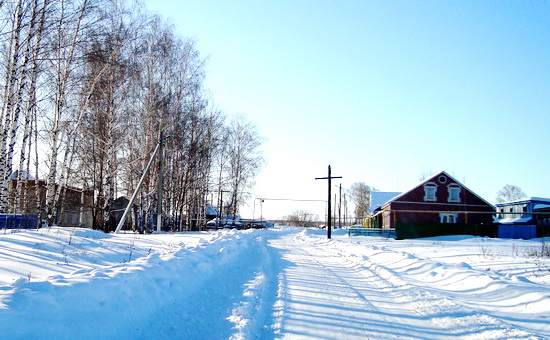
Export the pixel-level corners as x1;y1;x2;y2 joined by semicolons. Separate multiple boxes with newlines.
497;224;537;239
348;228;396;238
0;214;38;229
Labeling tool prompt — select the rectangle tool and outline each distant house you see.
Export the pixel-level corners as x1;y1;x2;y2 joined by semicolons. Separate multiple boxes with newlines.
495;197;550;239
8;178;94;228
369;171;495;238
496;197;550;225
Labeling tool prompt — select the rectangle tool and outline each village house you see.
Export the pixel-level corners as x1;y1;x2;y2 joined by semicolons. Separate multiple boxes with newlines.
7;177;94;228
369;171;496;239
495;197;550;238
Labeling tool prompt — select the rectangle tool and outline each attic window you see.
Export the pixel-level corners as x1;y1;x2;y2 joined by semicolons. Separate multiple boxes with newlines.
438;175;447;184
448;184;461;203
424;183;437;202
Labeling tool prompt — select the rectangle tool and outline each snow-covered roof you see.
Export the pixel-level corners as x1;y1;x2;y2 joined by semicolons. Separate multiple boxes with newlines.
11;170;35;180
533;204;550;211
497;217;534;224
496;197;550;207
370;192;401;211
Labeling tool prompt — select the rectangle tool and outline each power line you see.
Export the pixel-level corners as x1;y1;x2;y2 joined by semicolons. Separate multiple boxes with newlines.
257;198;326;202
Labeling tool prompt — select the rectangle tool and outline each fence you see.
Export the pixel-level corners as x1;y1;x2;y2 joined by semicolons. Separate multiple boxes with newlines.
350;208;550;240
0;214;38;229
348;228;396;238
394;222;497;240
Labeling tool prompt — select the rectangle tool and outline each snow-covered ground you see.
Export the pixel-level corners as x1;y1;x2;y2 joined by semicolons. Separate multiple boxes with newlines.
1;226;549;339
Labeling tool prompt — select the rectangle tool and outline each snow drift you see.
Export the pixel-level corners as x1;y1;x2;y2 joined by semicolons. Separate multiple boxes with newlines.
0;227;549;339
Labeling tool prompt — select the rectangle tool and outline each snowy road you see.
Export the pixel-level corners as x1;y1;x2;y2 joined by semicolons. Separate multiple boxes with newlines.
266;230;540;339
1;227;550;339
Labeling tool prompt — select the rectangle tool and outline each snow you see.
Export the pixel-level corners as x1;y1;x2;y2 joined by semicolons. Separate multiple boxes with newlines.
1;227;550;339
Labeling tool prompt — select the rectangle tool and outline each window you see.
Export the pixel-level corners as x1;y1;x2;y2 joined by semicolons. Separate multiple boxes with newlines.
440;213;458;223
448;185;461;203
424;183;437;201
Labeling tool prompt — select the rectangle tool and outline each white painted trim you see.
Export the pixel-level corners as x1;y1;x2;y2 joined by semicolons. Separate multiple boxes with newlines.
447;184;461;203
424;182;437;202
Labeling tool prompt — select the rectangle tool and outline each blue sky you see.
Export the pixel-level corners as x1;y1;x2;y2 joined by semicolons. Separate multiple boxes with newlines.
145;0;550;220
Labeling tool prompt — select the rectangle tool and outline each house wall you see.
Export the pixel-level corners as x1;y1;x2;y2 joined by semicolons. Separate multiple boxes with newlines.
59;188;94;228
7;180;46;215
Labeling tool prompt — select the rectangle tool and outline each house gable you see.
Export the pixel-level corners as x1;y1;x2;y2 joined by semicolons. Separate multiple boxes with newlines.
371;171;496;232
382;171;494;209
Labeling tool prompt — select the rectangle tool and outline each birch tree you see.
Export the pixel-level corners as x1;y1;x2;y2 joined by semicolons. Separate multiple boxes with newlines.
43;0;95;226
0;0;50;214
0;0;264;233
74;0;138;231
0;0;27;212
349;182;377;222
496;184;527;204
225;115;263;221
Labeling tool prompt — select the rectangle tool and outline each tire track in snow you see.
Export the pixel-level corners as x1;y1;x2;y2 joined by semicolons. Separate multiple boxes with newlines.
268;230;432;339
275;244;380;339
288;231;541;339
353;247;545;339
352;257;538;339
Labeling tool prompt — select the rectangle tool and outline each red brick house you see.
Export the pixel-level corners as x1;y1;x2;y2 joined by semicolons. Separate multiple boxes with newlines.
370;171;495;231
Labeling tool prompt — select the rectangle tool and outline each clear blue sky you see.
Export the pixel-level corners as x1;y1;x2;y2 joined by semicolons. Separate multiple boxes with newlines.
145;0;550;220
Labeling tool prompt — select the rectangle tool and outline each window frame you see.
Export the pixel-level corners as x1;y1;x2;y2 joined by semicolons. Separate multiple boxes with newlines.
440;213;458;223
447;184;461;203
424;183;437;202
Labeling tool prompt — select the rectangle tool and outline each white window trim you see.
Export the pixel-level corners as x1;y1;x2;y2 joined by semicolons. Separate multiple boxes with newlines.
447;184;461;203
440;213;458;223
424;183;437;202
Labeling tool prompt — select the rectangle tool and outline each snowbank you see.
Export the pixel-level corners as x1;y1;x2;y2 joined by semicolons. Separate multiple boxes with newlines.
1;227;549;338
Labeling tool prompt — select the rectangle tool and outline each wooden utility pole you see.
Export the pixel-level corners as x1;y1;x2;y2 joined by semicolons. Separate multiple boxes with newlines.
315;165;342;239
338;184;342;229
157;131;165;233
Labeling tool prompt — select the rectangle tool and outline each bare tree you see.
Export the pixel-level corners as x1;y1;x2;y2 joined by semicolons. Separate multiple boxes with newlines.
496;184;527;203
0;0;264;233
224;115;263;221
0;0;28;211
43;0;96;226
284;210;317;227
349;182;376;223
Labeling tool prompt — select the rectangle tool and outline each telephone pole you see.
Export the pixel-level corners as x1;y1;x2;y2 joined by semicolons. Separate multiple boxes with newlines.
157;131;165;233
315;165;342;239
338;183;342;229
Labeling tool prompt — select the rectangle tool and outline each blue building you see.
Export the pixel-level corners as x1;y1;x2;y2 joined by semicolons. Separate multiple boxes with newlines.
495;197;550;226
495;197;550;239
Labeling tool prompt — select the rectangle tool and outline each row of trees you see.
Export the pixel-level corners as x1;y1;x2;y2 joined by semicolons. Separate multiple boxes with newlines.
0;0;263;231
